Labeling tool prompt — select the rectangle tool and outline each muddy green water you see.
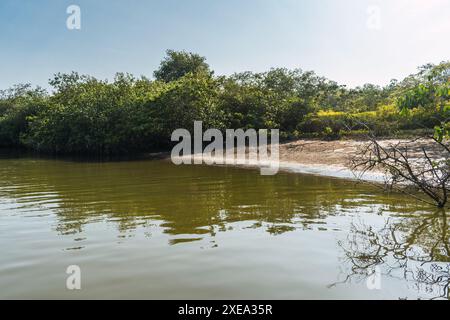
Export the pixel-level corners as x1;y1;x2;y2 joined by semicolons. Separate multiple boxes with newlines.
0;153;448;299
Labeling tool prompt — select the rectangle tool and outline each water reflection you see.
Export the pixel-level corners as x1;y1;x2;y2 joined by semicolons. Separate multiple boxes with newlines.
334;211;449;300
0;156;425;239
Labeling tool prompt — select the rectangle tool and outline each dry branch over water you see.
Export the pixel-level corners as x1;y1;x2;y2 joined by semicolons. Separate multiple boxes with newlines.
351;137;449;208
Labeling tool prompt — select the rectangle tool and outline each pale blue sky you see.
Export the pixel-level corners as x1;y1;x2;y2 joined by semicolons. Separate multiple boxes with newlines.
1;0;449;89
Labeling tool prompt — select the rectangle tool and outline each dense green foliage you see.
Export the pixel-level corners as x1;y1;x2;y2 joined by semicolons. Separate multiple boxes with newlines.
153;50;212;82
0;51;449;154
395;63;450;141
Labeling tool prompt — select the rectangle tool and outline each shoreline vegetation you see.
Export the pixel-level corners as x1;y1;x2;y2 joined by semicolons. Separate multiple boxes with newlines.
1;50;448;156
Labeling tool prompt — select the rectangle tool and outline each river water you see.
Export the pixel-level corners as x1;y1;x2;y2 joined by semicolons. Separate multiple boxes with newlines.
0;153;448;299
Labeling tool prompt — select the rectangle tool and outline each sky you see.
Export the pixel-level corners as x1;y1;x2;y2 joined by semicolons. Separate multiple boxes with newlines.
0;0;449;89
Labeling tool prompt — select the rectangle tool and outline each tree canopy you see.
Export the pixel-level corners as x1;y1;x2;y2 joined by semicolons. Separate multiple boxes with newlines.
0;51;448;154
153;50;212;82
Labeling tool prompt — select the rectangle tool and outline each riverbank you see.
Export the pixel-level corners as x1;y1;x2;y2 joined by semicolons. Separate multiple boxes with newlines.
277;139;376;180
275;137;447;182
173;138;442;182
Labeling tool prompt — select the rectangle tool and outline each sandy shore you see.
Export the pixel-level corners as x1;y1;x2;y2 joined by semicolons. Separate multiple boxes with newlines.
279;138;445;181
171;138;443;182
276;139;368;180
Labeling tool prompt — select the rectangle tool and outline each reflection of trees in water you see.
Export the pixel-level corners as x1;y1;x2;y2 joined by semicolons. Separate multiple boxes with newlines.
333;211;449;300
1;157;436;236
0;158;427;239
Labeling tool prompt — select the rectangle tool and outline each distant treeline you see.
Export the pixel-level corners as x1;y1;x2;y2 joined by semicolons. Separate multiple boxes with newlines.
0;50;449;154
